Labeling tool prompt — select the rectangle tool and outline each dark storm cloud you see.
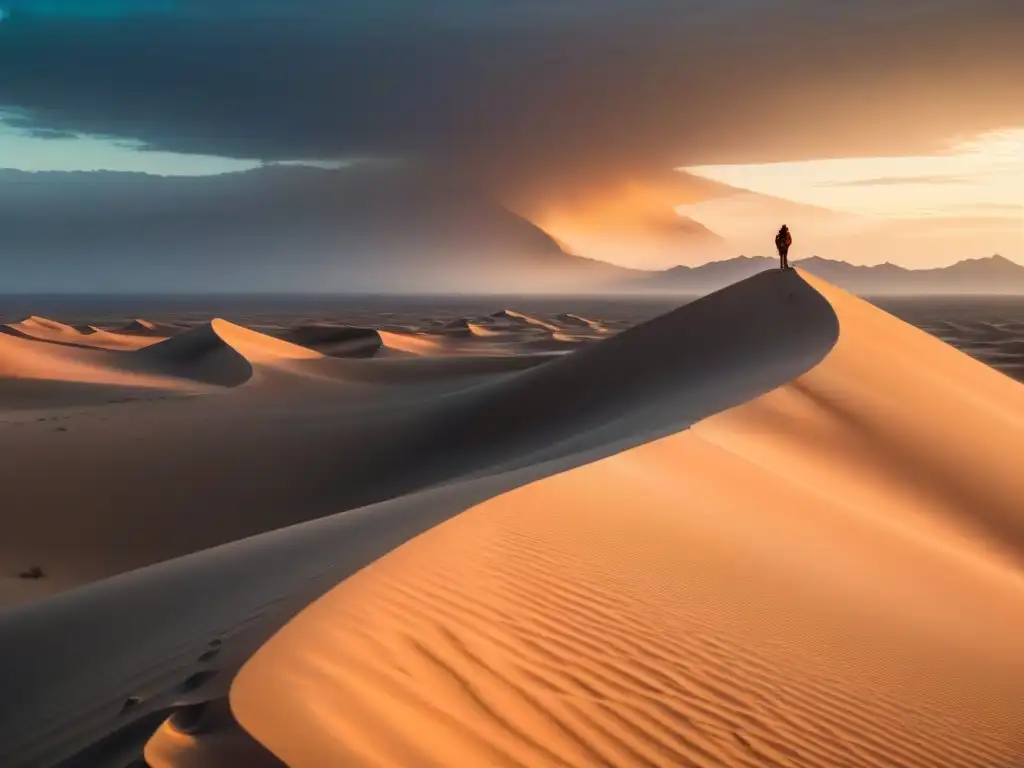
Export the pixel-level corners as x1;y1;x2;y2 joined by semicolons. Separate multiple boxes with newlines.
1;0;1022;204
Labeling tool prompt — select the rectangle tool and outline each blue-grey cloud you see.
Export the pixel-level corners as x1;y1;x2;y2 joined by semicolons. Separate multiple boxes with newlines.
0;0;1021;208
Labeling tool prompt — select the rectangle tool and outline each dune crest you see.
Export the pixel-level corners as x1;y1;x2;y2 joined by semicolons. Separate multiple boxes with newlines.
230;271;1024;768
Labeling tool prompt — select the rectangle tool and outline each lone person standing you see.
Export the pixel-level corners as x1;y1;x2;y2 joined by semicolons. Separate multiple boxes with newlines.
775;224;792;270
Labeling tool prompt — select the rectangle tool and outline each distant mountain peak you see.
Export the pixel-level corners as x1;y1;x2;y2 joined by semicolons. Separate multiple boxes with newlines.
951;253;1020;269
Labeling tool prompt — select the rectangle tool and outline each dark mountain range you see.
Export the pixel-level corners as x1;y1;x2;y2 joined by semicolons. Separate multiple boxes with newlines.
627;255;1024;295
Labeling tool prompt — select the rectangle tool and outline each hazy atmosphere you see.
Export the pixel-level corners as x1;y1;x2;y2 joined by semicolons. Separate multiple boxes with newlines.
1;0;1021;289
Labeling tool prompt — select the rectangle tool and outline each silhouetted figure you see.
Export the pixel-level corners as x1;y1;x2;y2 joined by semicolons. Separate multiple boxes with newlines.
775;225;792;270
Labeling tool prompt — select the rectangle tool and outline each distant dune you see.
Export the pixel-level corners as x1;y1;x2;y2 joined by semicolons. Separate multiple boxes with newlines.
278;323;383;357
0;322;206;409
0;270;1022;767
116;319;185;337
129;318;407;394
555;312;608;333
485;309;562;332
3;316;166;352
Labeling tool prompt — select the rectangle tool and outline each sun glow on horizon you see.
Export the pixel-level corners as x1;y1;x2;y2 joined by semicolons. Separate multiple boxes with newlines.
683;128;1024;221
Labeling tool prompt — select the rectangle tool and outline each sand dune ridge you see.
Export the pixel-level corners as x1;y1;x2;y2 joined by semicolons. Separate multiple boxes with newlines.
0;270;839;767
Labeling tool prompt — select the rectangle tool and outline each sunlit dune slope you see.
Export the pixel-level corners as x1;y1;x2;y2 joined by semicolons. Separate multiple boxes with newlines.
232;272;1024;768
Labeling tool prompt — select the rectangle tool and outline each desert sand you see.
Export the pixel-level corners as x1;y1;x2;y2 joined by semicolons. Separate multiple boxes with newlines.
0;270;1022;767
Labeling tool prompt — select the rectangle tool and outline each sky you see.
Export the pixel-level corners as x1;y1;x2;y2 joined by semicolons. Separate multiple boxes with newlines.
0;0;1021;272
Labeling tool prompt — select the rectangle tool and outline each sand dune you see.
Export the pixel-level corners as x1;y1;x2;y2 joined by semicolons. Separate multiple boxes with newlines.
375;329;448;357
278;323;383;357
437;317;475;335
486;309;562;332
423;312;606;356
1;270;1023;767
232;273;1024;767
9;315;78;337
467;322;500;337
121;318;160;334
3;315;164;351
434;317;503;339
0;328;206;409
117;319;186;337
278;321;518;359
133;318;326;387
556;312;609;333
143;700;285;768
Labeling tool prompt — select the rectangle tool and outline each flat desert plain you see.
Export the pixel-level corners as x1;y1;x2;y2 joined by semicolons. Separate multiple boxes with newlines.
1;270;1023;767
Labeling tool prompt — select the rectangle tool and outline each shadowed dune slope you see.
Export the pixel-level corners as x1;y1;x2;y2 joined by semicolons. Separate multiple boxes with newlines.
0;270;838;768
231;273;1024;768
399;269;837;474
277;323;383;358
